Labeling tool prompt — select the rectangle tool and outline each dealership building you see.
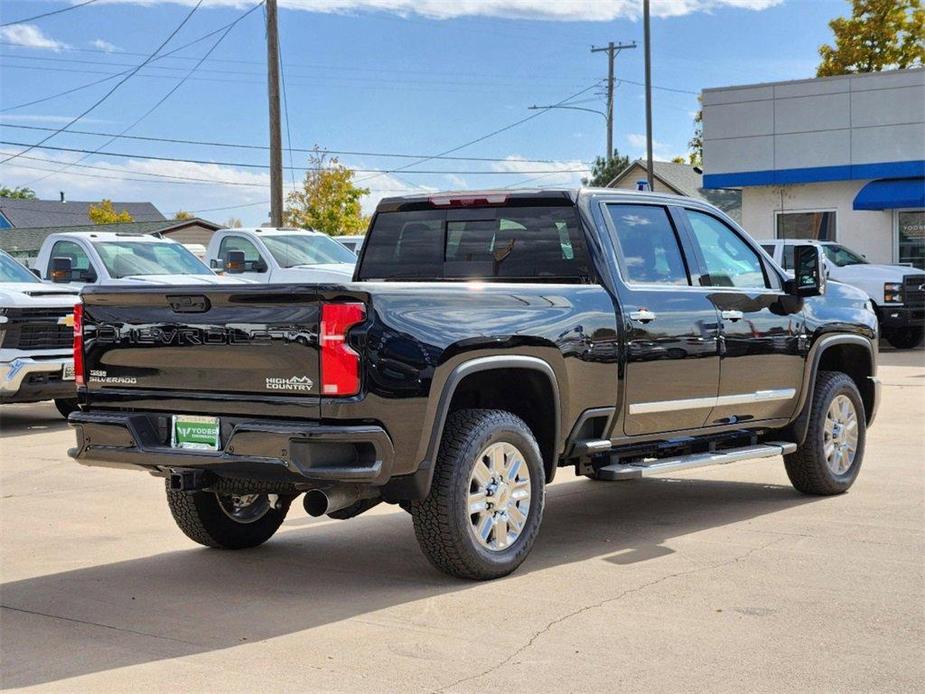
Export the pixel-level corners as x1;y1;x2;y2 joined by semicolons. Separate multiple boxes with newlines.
701;67;924;269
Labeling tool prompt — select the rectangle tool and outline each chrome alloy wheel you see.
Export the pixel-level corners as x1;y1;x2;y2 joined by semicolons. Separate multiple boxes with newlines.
824;394;859;475
467;442;532;551
217;493;272;524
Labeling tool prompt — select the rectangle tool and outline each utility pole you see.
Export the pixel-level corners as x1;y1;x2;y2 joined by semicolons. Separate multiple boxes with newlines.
643;0;654;191
266;0;283;227
590;40;636;163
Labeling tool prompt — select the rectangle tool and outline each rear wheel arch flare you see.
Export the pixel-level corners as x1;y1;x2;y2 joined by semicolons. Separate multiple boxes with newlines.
427;356;562;483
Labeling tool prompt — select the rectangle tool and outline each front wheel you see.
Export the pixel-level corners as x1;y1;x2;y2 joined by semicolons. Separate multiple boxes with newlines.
165;482;291;549
784;371;866;495
410;409;545;580
885;326;924;350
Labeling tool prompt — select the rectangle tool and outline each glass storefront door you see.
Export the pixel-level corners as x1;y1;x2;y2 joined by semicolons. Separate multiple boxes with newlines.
897;211;925;270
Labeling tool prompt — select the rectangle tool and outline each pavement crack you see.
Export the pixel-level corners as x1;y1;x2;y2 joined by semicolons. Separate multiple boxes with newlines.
0;604;200;646
434;537;786;693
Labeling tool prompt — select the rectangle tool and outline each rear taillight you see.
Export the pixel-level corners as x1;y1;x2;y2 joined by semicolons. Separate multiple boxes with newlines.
320;302;365;396
73;302;84;386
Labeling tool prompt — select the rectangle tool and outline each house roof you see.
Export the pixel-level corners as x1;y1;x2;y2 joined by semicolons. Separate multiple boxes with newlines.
0;198;165;228
608;159;705;196
607;159;742;221
0;218;220;255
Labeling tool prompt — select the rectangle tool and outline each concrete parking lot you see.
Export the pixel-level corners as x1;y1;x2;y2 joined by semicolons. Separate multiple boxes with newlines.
2;348;923;693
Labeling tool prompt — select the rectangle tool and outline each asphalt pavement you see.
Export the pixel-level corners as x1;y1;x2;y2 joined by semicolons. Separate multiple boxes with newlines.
1;348;923;692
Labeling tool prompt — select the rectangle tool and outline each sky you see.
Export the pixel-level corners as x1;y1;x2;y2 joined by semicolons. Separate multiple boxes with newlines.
0;0;849;226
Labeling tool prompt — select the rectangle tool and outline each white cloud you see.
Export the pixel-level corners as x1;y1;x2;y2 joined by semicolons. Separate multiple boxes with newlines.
626;132;677;161
90;0;783;21
92;39;120;52
0;24;69;51
0;149;436;222
491;155;590;188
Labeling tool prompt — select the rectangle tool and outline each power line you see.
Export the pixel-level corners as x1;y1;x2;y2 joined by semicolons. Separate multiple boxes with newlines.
0;141;590;175
0;124;588;165
0;0;206;166
0;0;100;27
1;49;702;96
24;1;263;187
0;13;249;113
355;82;602;184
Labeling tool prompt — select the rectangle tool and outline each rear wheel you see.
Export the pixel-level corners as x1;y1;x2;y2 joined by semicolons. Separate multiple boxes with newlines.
165;482;291;549
784;371;865;495
410;409;545;580
885;326;923;350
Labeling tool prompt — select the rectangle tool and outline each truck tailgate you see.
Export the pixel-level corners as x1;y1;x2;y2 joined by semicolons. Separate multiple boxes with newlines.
82;287;324;411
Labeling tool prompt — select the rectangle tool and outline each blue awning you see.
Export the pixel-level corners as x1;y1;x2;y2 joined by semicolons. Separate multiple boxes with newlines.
853;177;925;210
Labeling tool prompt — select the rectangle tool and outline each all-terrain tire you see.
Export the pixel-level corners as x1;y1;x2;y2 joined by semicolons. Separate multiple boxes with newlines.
54;398;78;418
410;409;545;580
885;326;924;350
165;482;291;549
784;371;866;496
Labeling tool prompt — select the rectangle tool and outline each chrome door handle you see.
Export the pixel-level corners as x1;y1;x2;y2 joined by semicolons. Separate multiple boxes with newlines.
721;310;744;322
630;309;657;323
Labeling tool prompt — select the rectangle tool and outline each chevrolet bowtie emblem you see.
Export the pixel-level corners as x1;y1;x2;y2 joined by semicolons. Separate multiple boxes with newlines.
58;313;75;327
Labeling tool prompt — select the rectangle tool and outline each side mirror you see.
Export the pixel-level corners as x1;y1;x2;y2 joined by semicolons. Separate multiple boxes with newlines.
30;267;41;278
224;250;245;274
788;245;826;297
254;259;268;273
50;256;73;283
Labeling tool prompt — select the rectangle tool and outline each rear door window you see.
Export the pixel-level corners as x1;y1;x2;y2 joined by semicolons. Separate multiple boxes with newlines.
357;206;592;282
605;204;690;286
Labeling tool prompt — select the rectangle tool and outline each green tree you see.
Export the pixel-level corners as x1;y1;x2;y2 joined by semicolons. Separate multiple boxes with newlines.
687;104;703;167
174;210;193;220
285;148;370;236
88;199;134;224
817;0;924;77
0;185;37;199
581;149;631;187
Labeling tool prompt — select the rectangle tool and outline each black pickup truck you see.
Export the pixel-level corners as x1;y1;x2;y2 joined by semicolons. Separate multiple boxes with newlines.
69;189;880;579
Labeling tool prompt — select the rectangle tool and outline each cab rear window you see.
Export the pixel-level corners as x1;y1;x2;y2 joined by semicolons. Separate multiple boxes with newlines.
357;206;592;282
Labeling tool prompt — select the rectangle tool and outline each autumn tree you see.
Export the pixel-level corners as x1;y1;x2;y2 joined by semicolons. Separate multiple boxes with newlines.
88;199;134;224
0;185;36;199
817;0;924;77
224;217;243;228
285;148;370;236
581;149;631;187
687;104;703;167
174;210;193;220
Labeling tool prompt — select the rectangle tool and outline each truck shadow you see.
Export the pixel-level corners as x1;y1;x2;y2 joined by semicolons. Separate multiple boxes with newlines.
2;474;818;689
0;403;68;439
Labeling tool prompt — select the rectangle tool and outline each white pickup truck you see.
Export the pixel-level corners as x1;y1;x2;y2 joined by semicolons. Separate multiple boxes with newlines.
0;251;80;417
35;232;241;287
761;239;925;349
204;227;356;283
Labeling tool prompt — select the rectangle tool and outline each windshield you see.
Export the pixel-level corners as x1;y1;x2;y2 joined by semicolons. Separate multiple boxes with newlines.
0;252;41;283
822;244;868;267
262;234;357;268
94;241;212;278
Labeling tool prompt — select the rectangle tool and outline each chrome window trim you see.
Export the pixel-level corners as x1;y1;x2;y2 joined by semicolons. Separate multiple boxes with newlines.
629;388;796;415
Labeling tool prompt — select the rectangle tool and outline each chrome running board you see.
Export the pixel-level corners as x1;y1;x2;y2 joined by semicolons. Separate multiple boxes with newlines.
595;442;797;481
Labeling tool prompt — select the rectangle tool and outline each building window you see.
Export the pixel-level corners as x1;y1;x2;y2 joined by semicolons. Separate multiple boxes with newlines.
776;211;836;241
897;210;925;270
